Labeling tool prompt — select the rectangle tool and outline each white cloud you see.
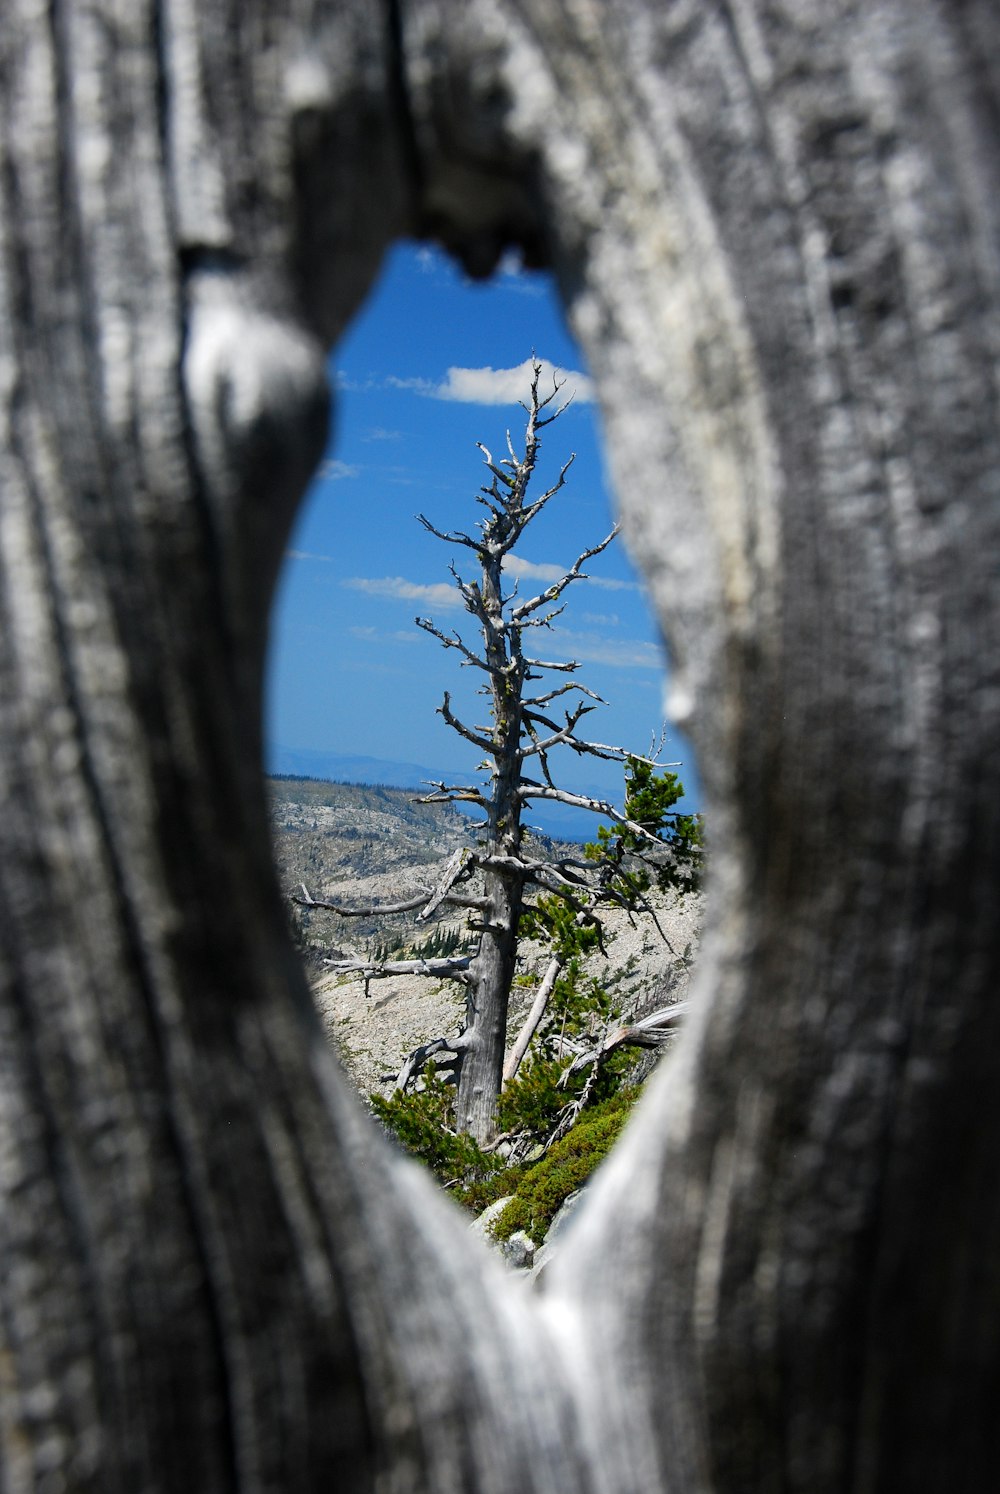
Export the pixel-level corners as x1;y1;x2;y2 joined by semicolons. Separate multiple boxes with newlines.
333;371;378;393
286;549;336;562
363;426;403;442
366;360;595;405
541;629;664;671
385;374;436;395
497;250;526;278
502;554;567;584
317;458;359;481
495;253;547;297
349;625;422;644
502;554;637;595
586;575;640;593
344;576;462;610
434;358;593;405
580;612;621;627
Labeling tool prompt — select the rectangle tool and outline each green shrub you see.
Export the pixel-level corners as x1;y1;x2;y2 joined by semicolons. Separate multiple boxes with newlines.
371;1064;501;1189
368;756;700;1228
452;1163;525;1217
370;1070;640;1247
497;1052;568;1139
498;1038;634;1146
491;1088;641;1245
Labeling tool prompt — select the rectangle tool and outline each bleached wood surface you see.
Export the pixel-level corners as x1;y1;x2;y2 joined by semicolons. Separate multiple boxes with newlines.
1;2;999;1490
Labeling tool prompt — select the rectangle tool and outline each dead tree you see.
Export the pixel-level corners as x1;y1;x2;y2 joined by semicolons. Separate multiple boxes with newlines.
2;3;999;1492
303;364;697;1142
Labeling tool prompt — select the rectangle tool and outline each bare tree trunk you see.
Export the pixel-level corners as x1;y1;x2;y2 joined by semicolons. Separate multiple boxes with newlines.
457;871;523;1140
1;1;999;1492
453;532;526;1141
453;678;524;1140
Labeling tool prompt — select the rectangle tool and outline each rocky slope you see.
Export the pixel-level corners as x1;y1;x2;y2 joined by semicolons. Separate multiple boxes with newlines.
269;775;703;1100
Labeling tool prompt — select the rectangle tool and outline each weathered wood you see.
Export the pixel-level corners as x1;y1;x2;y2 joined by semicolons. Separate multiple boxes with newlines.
324;955;471;980
416;847;471;921
503;953;563;1084
1;1;998;1491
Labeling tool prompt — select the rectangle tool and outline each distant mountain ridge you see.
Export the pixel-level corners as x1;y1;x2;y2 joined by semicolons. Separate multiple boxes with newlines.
267;774;703;1102
267;744;618;840
269;745;460;793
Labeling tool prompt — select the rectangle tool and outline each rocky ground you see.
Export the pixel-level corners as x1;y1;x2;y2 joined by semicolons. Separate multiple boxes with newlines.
311;884;702;1098
269;777;703;1104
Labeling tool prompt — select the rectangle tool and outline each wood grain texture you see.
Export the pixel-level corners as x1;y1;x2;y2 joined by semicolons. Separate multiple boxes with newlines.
1;1;998;1490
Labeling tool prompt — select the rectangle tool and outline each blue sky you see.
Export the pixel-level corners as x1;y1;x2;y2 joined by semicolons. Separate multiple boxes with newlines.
266;243;699;823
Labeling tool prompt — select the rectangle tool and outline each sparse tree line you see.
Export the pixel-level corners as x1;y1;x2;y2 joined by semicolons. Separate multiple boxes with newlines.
368;923;472;965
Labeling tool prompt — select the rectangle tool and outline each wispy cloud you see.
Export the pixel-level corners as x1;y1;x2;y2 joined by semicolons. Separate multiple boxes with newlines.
385;374;436;396
586;575;640;593
363;426;403;443
502;554;637;595
540;629;663;671
344;576;462;610
317;458;360;481
349;625;422;644
286;549;336;563
333;371;380;393
495;252;548;298
580;612;621;628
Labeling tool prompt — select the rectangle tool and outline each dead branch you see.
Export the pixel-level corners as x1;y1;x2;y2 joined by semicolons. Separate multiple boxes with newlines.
394;1032;471;1091
522;723;644;764
416;513;478;550
533;1002;691;1153
296;877;486;919
437;892;491;911
522;682;606;709
519;655;581;674
476;443;515;491
520;708;619;762
563;1002;691;1075
512;526;619;622
463;850;607;933
438;693;494;753
503;953;564;1084
521;718;559;790
530;370;572;424
520;456;576;528
417;849;471;922
466;848;589;891
508;605;568;630
417;781;490;808
324;955;472;981
296;883;433;917
415;617;493;673
516;785;666;846
448;564;488;620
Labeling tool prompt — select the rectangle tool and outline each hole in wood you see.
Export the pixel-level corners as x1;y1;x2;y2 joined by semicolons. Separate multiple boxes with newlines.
265;241;703;1262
